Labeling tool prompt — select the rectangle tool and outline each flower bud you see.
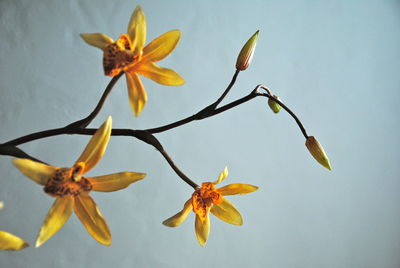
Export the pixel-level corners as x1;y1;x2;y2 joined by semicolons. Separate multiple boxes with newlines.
268;95;282;113
0;201;3;210
236;30;259;71
305;136;332;170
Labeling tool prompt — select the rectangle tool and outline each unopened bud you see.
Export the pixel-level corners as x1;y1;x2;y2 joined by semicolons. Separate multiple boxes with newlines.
305;136;332;170
0;201;3;210
268;95;282;113
236;30;259;71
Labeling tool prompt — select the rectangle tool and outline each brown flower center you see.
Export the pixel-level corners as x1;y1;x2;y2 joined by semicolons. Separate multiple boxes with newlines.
103;34;141;76
44;162;92;197
192;182;222;221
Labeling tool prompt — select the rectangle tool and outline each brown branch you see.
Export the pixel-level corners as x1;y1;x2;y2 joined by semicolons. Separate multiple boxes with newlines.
146;70;240;133
259;92;309;139
66;72;124;128
1;129;199;189
1;67;309;189
0;144;46;164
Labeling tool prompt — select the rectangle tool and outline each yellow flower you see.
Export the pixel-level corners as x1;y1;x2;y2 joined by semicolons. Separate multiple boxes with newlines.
163;167;258;246
12;117;146;247
0;202;29;250
80;5;185;116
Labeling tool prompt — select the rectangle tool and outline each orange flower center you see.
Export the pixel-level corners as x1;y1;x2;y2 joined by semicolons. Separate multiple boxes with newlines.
44;162;92;197
192;182;223;221
103;34;141;76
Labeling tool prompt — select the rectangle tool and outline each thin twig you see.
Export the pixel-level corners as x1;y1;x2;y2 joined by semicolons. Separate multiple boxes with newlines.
66;72;124;128
1;68;309;189
258;92;309;139
146;70;240;133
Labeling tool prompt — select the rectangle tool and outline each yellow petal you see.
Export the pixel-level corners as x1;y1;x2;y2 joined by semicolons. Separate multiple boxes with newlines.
142;30;181;62
74;194;111;246
35;196;73;248
127;5;146;54
210;198;243;225
195;214;210;247
80;33;114;50
162;199;192;227
136;62;185;86
217;183;258;196
0;231;29;250
126;72;147;116
12;158;58;185
89;172;146;192
75;116;112;174
213;166;228;185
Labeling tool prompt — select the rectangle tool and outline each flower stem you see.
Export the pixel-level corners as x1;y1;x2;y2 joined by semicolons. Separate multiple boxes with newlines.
66;72;124;128
146;70;240;133
259;92;309;139
1;69;309;189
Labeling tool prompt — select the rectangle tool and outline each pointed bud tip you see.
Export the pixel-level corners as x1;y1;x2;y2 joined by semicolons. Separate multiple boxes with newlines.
106;115;112;125
35;240;42;248
236;30;259;71
305;136;332;170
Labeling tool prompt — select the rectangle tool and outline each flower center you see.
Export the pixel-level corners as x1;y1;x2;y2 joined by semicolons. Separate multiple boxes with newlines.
192;182;222;221
103;34;141;76
44;162;92;197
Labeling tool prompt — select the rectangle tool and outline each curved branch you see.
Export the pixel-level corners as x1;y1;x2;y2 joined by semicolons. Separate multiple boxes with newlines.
1;128;199;189
66;72;124;128
146;70;240;133
1;67;309;190
0;144;46;164
259;92;309;139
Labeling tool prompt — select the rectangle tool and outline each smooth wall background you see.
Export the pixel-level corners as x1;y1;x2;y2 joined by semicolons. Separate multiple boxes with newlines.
1;0;399;267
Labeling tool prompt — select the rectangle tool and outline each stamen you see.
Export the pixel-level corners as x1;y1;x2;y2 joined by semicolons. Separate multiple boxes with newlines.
103;34;137;76
71;162;85;182
191;182;223;220
43;166;92;197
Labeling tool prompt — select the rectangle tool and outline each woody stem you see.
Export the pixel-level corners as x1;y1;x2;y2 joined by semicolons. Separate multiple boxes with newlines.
146;70;240;133
66;72;124;128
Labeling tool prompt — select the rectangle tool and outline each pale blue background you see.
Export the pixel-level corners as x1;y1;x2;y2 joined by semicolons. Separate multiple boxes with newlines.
1;0;399;267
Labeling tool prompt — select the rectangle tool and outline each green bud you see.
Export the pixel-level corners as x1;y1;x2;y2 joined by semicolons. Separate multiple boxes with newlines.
268;95;282;113
305;136;332;170
236;30;259;71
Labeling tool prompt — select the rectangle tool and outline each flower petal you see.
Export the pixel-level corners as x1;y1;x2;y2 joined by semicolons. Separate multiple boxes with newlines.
126;72;147;116
35;196;73;248
195;214;210;247
89;172;146;192
80;33;114;50
136;62;185;86
75;116;112;174
217;183;258;196
0;231;29;250
213;166;228;185
74;194;111;246
127;5;146;54
12;158;58;185
162;199;192;227
210;198;243;225
142;30;181;62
